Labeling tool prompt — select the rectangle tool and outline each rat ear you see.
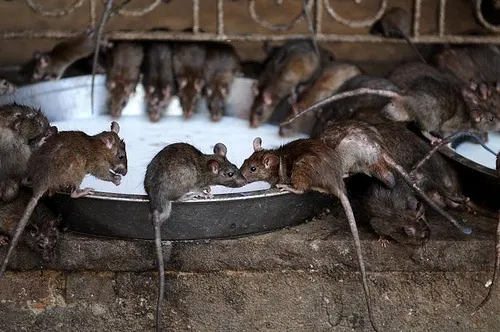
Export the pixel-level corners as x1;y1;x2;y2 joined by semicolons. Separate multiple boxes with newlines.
33;51;42;59
415;202;425;219
469;79;478;91
220;85;228;98
110;121;120;134
213;143;227;157
252;82;259;97
479;82;490;100
470;109;483;123
207;159;220;174
162;85;171;98
178;77;187;90
205;87;213;97
107;80;116;90
403;225;417;238
101;136;114;149
194;79;204;93
263;91;273;105
263;153;279;168
253;137;263;151
28;224;39;236
37;54;50;68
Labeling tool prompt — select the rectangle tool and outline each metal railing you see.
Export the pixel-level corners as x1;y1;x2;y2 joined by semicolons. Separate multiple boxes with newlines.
0;0;499;44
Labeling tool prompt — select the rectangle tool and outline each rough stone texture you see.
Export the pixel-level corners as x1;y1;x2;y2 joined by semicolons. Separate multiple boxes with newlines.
0;209;499;332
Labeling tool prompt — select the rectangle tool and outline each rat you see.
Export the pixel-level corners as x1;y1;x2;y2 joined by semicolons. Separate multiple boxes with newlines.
279;62;362;137
204;42;241;122
173;42;208;119
364;177;430;247
369;7;427;64
0;189;61;263
0;121;127;279
106;42;145;119
239;136;381;332
249;39;326;128
310;75;400;137
0;78;15;95
0;104;55;202
28;26;96;82
144;142;247;332
143;42;175;122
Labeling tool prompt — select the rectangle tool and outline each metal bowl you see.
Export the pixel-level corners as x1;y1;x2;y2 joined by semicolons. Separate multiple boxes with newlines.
439;143;500;210
0;75;333;241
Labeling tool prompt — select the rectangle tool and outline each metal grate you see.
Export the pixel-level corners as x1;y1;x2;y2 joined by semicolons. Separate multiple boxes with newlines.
1;0;499;44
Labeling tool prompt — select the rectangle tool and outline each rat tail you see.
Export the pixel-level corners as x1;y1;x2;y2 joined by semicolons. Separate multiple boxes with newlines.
338;191;380;332
152;201;172;332
280;88;400;127
383;152;472;235
0;191;43;280
411;131;497;175
474;210;500;313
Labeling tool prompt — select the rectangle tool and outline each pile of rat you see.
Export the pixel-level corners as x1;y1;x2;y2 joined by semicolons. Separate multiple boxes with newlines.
1;6;500;332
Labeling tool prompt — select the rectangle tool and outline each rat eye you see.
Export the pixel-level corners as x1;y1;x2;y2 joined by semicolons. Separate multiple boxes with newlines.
227;172;234;177
121;101;127;108
490;116;495;122
118;154;124;160
37;243;45;249
250;166;257;172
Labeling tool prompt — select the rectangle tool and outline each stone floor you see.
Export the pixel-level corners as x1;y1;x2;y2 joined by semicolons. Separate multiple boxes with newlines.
0;209;499;332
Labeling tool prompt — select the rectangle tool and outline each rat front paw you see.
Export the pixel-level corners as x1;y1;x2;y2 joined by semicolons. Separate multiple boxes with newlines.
276;184;304;194
111;174;122;186
0;235;9;246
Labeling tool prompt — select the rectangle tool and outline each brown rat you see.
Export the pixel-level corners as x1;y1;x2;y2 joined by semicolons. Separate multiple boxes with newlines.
204;42;241;122
0;189;61;263
249;39;325;128
173;42;208;119
369;7;427;64
28;26;96;82
0;121;127;279
280;62;361;137
0;104;55;202
144;142;246;332
143;42;175;122
239;136;380;331
107;42;145;118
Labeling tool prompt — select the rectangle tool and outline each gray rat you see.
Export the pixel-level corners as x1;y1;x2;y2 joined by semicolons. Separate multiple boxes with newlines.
280;62;361;137
364;178;430;247
107;42;145;119
0;121;127;279
144;142;246;332
173;42;208;119
0;104;55;202
143;42;175;122
204;42;241;122
0;190;61;262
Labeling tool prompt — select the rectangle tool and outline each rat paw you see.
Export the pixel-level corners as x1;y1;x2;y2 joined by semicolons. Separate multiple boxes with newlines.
276;184;304;194
0;235;9;246
71;187;94;198
111;174;122;186
378;237;390;248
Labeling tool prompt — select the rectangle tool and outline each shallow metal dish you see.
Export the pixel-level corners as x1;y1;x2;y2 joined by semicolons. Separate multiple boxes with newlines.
0;75;333;241
438;144;500;210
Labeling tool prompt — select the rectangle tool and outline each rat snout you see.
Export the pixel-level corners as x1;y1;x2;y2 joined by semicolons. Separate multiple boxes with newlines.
210;112;222;122
113;163;127;176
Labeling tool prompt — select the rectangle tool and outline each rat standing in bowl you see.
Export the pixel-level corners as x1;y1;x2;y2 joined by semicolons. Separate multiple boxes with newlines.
0;121;127;280
144;142;246;332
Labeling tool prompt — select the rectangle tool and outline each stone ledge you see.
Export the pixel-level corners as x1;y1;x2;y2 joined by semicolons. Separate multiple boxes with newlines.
0;270;498;332
0;210;496;274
